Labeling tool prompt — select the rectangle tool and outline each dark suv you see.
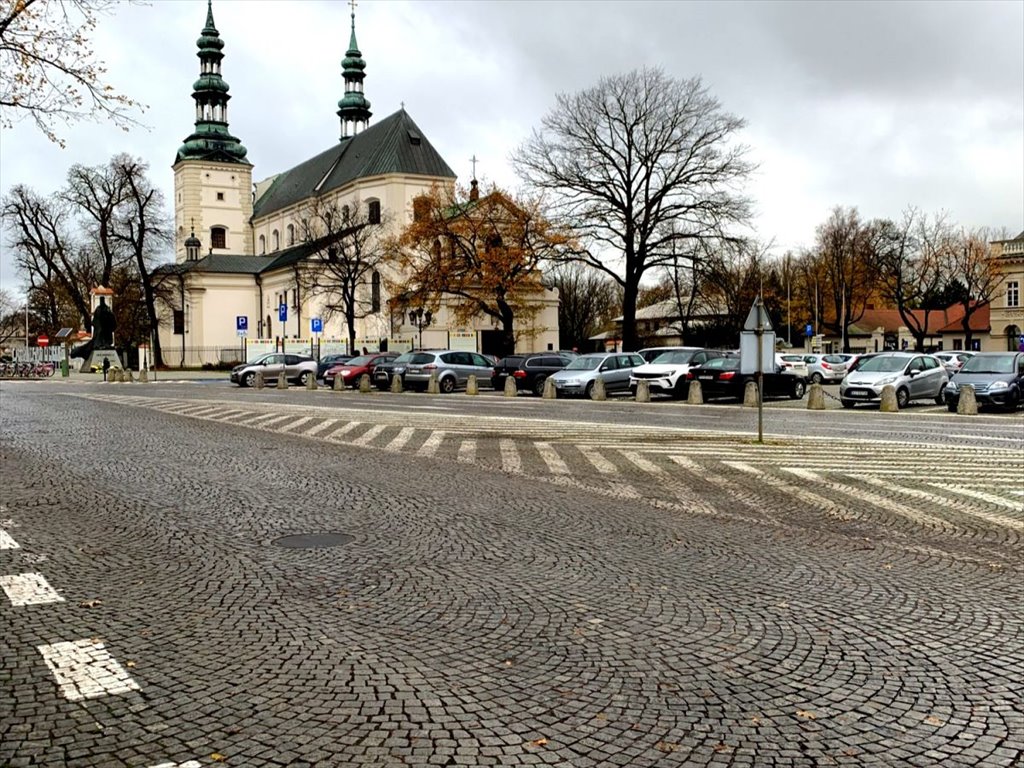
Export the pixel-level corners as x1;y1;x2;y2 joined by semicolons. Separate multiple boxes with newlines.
491;353;574;396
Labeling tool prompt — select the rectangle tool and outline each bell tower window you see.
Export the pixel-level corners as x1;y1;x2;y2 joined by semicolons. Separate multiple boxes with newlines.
211;227;226;249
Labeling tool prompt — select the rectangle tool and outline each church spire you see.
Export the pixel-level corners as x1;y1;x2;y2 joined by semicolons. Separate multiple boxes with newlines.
337;0;372;141
175;0;249;164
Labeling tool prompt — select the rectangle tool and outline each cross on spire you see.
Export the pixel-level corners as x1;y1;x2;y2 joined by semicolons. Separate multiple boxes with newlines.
349;0;357;16
470;154;478;180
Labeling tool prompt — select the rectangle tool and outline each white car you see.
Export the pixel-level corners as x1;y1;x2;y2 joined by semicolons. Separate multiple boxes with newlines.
775;353;809;379
629;348;732;399
934;351;976;375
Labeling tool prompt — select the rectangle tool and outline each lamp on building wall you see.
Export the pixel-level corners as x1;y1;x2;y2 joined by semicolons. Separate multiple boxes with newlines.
409;308;432;350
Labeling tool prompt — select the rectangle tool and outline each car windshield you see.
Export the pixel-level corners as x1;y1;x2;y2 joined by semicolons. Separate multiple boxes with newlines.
565;356;603;371
392;352;415;364
409;353;436;364
823;355;848;364
651;350;696;364
960;355;1016;374
702;356;738;370
345;355;373;366
857;356;909;373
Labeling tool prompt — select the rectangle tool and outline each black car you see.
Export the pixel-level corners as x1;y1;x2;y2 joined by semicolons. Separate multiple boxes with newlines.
686;356;807;401
372;351;417;391
317;353;353;380
943;351;1024;411
491;353;573;396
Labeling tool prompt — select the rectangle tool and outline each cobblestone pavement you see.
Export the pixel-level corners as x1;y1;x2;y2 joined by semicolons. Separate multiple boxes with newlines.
1;385;1021;767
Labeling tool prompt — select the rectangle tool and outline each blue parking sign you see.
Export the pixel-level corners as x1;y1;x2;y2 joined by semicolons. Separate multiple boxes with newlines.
236;315;248;332
311;317;323;334
805;324;813;337
279;304;287;322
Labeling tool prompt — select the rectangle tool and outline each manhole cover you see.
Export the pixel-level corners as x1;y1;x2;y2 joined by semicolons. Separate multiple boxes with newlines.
273;533;354;549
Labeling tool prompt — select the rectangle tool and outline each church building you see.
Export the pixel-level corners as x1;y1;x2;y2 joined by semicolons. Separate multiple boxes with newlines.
155;0;559;367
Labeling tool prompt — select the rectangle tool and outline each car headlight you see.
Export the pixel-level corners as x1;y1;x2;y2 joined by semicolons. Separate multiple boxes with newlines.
946;381;958;392
877;376;896;385
989;381;1009;390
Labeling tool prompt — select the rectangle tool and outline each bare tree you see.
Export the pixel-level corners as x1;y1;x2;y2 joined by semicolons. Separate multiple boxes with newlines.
0;288;25;348
0;0;143;146
547;262;621;351
513;67;754;352
951;227;1004;349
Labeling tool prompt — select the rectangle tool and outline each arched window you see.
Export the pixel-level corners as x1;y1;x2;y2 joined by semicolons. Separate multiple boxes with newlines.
272;230;280;251
341;205;350;223
371;271;381;313
287;224;295;246
367;199;381;224
258;234;266;254
210;226;226;249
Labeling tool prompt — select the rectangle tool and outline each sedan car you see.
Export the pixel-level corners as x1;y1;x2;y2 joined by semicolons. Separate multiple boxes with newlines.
231;353;317;387
943;352;1024;412
686;356;807;401
317;353;353;380
839;352;947;409
324;352;399;388
403;350;496;393
491;353;573;395
629;348;731;399
548;352;645;398
803;353;853;384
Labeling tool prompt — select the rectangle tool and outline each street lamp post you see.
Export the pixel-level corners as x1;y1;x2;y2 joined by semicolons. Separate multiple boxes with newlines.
408;308;432;350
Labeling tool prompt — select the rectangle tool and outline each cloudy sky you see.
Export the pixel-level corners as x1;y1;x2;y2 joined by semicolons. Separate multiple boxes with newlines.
1;0;1021;295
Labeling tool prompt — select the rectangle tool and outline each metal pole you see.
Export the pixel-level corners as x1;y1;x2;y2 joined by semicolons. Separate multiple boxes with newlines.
756;311;764;445
24;300;29;354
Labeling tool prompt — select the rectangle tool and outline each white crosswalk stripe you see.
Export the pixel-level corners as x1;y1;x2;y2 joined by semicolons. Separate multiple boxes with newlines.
620;450;662;474
385;427;416;452
458;439;477;464
579;447;617;474
500;439;522;474
417;430;446;457
0;572;64;606
0;528;19;550
352;424;388;446
305;418;338;436
276;416;313;433
535;442;569;474
326;421;362;440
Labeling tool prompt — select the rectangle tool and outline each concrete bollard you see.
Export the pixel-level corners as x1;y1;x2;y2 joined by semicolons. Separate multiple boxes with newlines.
743;380;758;407
306;373;318;391
359;373;371;393
635;380;651;402
124;369;134;383
687;380;703;405
139;369;148;384
332;373;343;391
466;375;479;395
111;369;122;383
543;377;557;399
590;378;607;401
956;384;978;415
504;375;518;398
276;372;288;390
427;371;439;394
879;384;898;412
807;382;826;410
255;371;265;389
390;374;403;393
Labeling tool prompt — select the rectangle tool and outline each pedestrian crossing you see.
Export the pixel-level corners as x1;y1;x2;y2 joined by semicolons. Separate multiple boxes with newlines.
73;394;1023;537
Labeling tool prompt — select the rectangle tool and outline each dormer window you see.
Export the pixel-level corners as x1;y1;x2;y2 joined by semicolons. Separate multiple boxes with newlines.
287;224;295;246
258;234;266;254
210;227;226;249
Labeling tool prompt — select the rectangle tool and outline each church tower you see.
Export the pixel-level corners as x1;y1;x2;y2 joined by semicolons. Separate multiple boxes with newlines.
337;3;372;140
172;0;253;261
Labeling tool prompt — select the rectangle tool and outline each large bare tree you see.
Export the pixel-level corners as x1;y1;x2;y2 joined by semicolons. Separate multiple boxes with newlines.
546;262;622;352
951;227;1004;349
0;0;143;146
513;67;754;352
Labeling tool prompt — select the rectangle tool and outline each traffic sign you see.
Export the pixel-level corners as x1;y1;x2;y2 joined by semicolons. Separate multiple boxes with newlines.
236;315;248;332
311;317;323;334
805;324;813;337
278;304;287;322
742;297;773;332
37;335;49;347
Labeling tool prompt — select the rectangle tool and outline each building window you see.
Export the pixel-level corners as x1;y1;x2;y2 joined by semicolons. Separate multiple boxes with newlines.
953;338;963;350
342;205;350;223
216;192;224;201
287;224;295;246
211;227;226;249
272;230;280;251
371;271;381;312
291;288;298;309
1008;281;1020;308
367;199;381;224
173;310;184;335
259;234;266;254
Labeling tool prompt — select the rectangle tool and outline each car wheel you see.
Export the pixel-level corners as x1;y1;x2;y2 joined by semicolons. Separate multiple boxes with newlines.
841;398;855;409
242;371;255;388
895;387;910;409
673;378;689;400
810;372;823;385
1005;387;1021;412
439;376;456;394
532;376;547;397
299;371;311;386
790;379;806;399
584;381;595;399
934;383;946;405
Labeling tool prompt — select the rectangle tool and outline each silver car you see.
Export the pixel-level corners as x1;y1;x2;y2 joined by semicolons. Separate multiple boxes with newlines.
549;352;645;397
839;352;948;409
231;353;317;387
403;350;495;393
803;353;853;384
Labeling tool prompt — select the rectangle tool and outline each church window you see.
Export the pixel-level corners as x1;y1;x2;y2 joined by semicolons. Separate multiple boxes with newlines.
413;196;430;222
216;192;224;201
291;288;298;308
173;310;184;335
211;227;226;249
371;271;381;312
367;199;381;224
272;230;280;251
342;205;350;222
259;234;266;254
287;224;295;246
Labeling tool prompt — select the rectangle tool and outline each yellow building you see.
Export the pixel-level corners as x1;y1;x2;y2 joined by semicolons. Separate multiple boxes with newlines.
990;230;1024;351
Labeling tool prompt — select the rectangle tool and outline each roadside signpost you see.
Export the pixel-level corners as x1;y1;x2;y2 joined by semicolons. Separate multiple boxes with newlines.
740;296;775;444
311;318;322;357
236;316;248;336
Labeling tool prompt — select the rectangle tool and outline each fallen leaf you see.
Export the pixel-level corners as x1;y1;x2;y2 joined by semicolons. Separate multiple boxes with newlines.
125;661;136;668
796;710;817;720
525;738;548;749
80;599;103;608
656;741;680;753
210;753;227;763
925;715;942;726
712;743;732;753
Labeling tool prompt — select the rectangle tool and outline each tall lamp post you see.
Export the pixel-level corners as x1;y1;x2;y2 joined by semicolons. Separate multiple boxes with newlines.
408;308;431;350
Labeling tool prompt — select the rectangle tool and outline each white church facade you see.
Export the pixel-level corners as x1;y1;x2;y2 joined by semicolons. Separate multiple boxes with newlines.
154;1;559;367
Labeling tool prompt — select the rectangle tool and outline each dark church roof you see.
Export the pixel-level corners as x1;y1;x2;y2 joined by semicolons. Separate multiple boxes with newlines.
252;109;455;219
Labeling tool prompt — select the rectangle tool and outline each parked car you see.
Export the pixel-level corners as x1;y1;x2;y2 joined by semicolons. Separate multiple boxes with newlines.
775;353;809;379
317;353;353;380
943;352;1024;412
324;352;399;388
491;353;574;396
231;353;317;387
637;346;695;363
549;352;645;397
846;353;882;373
403;350;497;393
802;353;853;384
934;351;977;376
372;351;417;391
686;356;807;401
839;352;948;409
629;348;732;399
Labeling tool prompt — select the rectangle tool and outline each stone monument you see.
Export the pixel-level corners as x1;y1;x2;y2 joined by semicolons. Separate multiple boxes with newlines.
80;287;124;373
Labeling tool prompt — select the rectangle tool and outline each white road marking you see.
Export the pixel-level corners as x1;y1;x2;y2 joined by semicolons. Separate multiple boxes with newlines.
239;412;286;426
276;416;313;433
304;418;338;436
326;421;362;440
535;442;569;475
579;447;617;474
0;573;64;606
253;414;295;429
38;639;140;701
417;430;446;457
858;476;1024;530
147;762;202;768
0;528;19;549
500;439;522;474
384;427;416;452
458;439;477;464
668;455;702;471
929;484;1024;516
782;467;822;482
620;450;662;474
352;424;388;446
723;461;762;474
